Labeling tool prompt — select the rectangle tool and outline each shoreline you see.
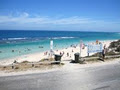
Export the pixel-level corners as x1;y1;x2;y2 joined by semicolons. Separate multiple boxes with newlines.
0;39;116;66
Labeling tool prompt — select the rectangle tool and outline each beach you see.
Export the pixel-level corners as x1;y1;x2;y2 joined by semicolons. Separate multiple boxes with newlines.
0;31;120;60
0;30;120;76
0;40;113;66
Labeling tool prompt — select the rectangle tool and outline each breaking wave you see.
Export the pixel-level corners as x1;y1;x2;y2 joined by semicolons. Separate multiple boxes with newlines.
7;38;27;40
52;37;77;39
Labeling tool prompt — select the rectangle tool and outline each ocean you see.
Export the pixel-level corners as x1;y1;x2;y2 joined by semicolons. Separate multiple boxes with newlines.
0;30;120;60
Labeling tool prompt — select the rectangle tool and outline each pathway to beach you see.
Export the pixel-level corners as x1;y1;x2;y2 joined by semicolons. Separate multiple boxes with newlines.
0;58;120;90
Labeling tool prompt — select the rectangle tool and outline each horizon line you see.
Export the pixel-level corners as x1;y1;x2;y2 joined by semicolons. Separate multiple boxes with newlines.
0;29;119;33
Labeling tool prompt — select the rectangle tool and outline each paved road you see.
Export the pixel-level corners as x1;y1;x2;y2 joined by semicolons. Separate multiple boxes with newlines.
0;61;120;90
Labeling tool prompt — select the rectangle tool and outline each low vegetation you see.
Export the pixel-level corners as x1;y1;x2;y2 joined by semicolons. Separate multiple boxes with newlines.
109;40;120;52
0;58;64;72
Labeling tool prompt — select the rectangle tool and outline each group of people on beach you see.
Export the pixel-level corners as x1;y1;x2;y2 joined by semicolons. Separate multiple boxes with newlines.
11;48;31;53
7;40;107;62
60;52;72;58
2;45;43;54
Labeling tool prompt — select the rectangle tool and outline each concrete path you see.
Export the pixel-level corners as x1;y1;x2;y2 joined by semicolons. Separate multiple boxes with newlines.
0;59;120;90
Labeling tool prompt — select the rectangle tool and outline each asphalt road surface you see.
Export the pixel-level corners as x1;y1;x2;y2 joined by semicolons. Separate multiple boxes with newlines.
0;61;120;90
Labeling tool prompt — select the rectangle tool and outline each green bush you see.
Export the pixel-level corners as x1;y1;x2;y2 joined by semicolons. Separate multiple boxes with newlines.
116;47;120;52
109;40;120;48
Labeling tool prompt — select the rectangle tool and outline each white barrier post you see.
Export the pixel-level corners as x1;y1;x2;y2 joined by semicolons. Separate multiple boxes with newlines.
50;39;53;57
88;44;89;56
80;40;82;58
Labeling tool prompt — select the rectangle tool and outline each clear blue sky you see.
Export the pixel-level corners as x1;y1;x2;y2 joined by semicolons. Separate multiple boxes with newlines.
0;0;120;32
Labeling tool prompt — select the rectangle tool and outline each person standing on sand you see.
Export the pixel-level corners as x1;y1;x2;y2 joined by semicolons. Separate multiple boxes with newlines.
63;51;64;55
102;45;106;61
60;52;62;55
67;53;69;57
72;49;74;52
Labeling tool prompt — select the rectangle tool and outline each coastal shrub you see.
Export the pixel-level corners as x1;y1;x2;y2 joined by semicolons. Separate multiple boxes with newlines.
40;59;44;62
109;40;120;48
40;58;49;62
21;61;29;63
116;47;120;52
3;66;6;68
15;66;19;69
49;58;54;61
109;42;117;48
32;64;34;67
109;40;120;53
79;60;86;64
35;66;39;68
106;50;116;55
60;63;65;65
13;60;18;63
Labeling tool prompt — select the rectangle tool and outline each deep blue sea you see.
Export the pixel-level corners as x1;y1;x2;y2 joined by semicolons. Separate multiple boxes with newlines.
0;30;120;60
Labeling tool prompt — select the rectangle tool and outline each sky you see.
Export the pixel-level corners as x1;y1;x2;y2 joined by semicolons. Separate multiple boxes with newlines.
0;0;120;32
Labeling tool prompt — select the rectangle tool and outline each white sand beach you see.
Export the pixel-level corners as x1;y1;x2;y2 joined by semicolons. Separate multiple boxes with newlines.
0;40;115;66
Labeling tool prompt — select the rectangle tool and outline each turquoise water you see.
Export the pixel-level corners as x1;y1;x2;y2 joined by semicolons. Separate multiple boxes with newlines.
0;30;120;60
